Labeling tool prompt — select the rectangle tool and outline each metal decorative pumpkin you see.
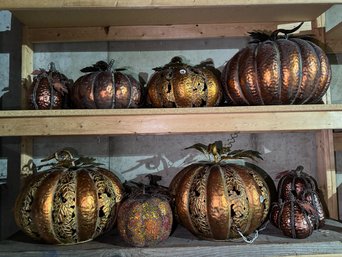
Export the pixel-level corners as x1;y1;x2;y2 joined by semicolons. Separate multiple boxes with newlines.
71;60;143;108
169;140;270;241
270;195;315;239
276;165;325;229
221;22;331;105
146;57;222;107
117;188;173;247
14;149;124;244
28;62;71;109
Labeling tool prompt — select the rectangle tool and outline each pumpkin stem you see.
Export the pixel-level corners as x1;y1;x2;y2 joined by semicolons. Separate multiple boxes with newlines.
49;62;57;72
185;134;263;163
294;165;304;176
270;22;304;40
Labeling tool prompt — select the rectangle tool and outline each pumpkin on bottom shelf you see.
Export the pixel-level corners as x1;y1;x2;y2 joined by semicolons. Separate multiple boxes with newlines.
169;140;271;241
270;195;315;239
14;149;124;245
117;194;173;247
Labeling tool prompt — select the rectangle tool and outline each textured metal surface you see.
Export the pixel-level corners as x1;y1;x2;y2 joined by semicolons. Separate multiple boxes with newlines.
14;167;124;244
147;58;222;108
169;162;270;240
72;70;142;109
28;70;70;109
117;195;173;247
222;38;331;105
270;199;313;239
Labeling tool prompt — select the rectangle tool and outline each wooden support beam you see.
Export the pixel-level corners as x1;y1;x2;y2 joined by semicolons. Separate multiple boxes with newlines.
27;23;277;43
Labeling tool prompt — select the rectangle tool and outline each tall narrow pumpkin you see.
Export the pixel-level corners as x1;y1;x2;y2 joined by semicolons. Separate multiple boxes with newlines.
71;60;142;109
14;149;124;244
169;141;271;241
222;23;331;105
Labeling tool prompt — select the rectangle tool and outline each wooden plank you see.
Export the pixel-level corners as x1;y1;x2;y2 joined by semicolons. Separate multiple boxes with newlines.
316;130;338;219
27;23;277;43
20;27;34;179
334;132;342;152
0;0;340;9
0;220;341;257
1;106;342;136
7;4;333;28
326;22;342;53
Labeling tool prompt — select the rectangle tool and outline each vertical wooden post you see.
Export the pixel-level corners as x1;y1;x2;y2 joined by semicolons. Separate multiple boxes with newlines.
312;16;338;219
21;26;33;179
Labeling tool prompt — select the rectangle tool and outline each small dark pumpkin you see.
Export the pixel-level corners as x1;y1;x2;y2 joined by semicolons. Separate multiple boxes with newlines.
28;62;71;109
299;188;325;229
270;196;315;239
117;194;173;247
146;57;222;107
277;165;317;201
14;149;124;244
221;23;331;105
71;60;142;109
169;140;270;241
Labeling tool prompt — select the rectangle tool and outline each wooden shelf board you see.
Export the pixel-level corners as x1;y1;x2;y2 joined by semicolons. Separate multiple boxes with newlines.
0;2;335;28
0;220;341;257
1;105;342;136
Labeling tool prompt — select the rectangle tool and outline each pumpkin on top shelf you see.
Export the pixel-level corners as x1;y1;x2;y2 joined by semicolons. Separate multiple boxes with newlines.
71;60;143;109
221;22;331;105
28;62;72;109
146;56;223;108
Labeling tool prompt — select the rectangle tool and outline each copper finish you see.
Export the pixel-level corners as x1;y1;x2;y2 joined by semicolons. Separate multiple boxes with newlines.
169;162;270;240
270;198;313;239
72;61;142;109
222;38;331;105
117;195;173;247
147;57;222;107
14;166;124;244
28;63;71;109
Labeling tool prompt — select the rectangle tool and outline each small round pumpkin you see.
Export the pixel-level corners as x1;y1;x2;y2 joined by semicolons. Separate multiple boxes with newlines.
221;23;331;105
169;141;270;241
117;194;173;247
28;62;71;109
14;149;124;244
71;60;143;109
277;165;317;201
146;57;222;107
270;196;314;239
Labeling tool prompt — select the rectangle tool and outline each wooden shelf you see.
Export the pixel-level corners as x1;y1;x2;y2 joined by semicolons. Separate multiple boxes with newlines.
0;220;341;257
1;105;342;136
0;0;337;42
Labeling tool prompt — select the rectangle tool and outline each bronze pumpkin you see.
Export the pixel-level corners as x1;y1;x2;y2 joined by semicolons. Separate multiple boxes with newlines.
270;196;314;239
14;149;124;244
117;194;173;247
221;23;331;105
71;60;142;108
169;141;270;241
146;57;222;107
28;62;71;109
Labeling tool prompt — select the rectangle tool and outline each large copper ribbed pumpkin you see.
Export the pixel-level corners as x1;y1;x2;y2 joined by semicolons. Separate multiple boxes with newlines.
14;149;124;244
28;62;71;109
71;60;142;108
221;23;331;105
147;57;222;107
169;141;270;240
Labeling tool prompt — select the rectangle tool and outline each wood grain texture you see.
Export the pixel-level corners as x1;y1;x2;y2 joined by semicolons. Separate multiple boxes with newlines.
0;219;341;257
1;105;342;136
